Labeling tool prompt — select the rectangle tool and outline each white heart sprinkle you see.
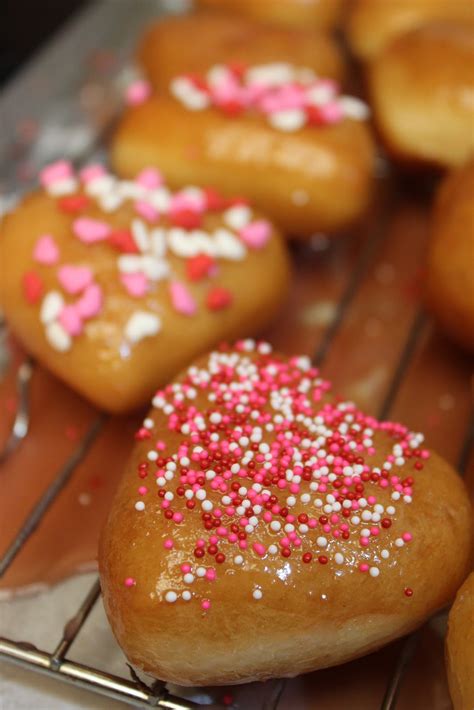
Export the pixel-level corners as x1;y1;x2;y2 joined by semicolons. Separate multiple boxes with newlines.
125;311;161;344
223;205;252;231
268;108;306;132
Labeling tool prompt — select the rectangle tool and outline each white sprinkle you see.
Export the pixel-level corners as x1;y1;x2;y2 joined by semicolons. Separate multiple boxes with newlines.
165;591;178;603
268;544;278;555
339;95;370;121
381;549;390;559
317;536;328;548
45;321;71;352
268;108;306;132
183;573;195;584
196;567;206;577
40;291;65;324
395;538;405;547
334;553;344;565
135;501;145;511
125;311;161;343
234;555;244;565
202;500;213;512
253;589;263;600
143;418;154;429
182;591;192;601
369;567;380;578
224;205;252;231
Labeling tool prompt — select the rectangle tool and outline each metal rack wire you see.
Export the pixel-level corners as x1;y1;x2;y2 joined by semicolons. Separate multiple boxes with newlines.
0;2;472;708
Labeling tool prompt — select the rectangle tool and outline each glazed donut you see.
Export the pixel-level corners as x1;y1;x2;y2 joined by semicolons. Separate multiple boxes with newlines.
113;67;374;238
137;12;345;91
99;341;472;686
0;163;289;413
425;161;474;353
446;573;474;710
346;0;474;61
194;0;344;31
368;22;474;169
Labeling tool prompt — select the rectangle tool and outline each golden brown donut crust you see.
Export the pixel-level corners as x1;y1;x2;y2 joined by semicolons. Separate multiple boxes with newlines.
0;171;290;413
446;573;474;710
99;344;472;686
138;11;346;90
194;0;344;31
368;22;474;169
347;0;474;61
112;97;375;237
425;161;474;352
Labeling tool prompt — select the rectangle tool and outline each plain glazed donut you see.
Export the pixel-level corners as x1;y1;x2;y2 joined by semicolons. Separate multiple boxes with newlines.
446;573;474;710
137;12;346;91
425;161;474;353
0;164;289;413
99;341;472;686
368;22;474;169
346;0;474;61
194;0;344;31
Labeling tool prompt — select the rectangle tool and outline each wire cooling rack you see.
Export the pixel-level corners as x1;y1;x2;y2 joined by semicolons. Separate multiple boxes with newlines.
0;2;472;709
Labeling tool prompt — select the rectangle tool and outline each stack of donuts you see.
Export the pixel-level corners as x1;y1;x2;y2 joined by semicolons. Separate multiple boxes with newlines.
1;1;472;707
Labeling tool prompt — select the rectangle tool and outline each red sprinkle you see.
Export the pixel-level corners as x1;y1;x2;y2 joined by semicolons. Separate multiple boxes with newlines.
206;286;233;311
186;254;215;281
170;209;202;230
57;194;90;213
108;229;140;254
22;271;44;304
404;587;413;597
203;187;225;211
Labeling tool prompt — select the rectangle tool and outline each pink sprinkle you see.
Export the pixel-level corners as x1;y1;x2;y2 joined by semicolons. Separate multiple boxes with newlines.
135;200;158;222
126;80;151;106
58;305;83;336
170;281;197;316
181;564;191;573
73;218;111;244
39;160;73;187
252;543;266;557
79;164;107;184
239;220;272;249
359;564;369;573
206;568;216;581
201;599;211;610
121;272;148;298
164;539;174;549
76;283;103;319
402;532;413;542
136;168;163;189
58;264;93;294
34;235;59;265
173;512;184;523
124;577;136;588
170;191;205;214
319;101;343;124
138;486;148;495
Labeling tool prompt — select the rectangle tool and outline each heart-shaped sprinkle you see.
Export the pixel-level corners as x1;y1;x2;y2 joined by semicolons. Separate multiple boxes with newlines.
169;209;203;230
22;271;44;304
121;272;148;298
186;254;215;281
135;200;158;223
206;286;233;311
126;80;151;106
170;281;197;316
58;305;84;336
40;291;65;324
268;108;306;132
34;235;59;265
76;284;103;319
125;311;161;343
39;160;73;187
108;229;140;254
203;187;225;211
224;205;252;231
80;164;107;184
136;168;163;190
58;265;93;294
239;220;272;249
73;217;111;244
57;194;90;214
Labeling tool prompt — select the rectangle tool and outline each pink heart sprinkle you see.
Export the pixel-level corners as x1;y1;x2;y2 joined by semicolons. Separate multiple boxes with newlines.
170;191;205;214
135;200;158;222
39;160;73;187
79;164;107;184
239;220;272;249
170;281;197;316
76;283;103;319
136;168;163;190
34;235;59;265
126;80;151;106
121;272;148;298
318;101;344;124
73;218;111;244
58;305;83;336
58;264;93;294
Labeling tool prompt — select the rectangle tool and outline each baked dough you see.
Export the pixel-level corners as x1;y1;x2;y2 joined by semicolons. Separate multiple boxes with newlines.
347;0;474;61
0;164;289;413
194;0;344;31
368;22;474;169
446;573;474;710
137;11;345;91
99;341;472;686
425;161;474;352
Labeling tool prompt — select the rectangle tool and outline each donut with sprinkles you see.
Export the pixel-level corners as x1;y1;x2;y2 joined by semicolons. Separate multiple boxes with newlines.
99;340;472;686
